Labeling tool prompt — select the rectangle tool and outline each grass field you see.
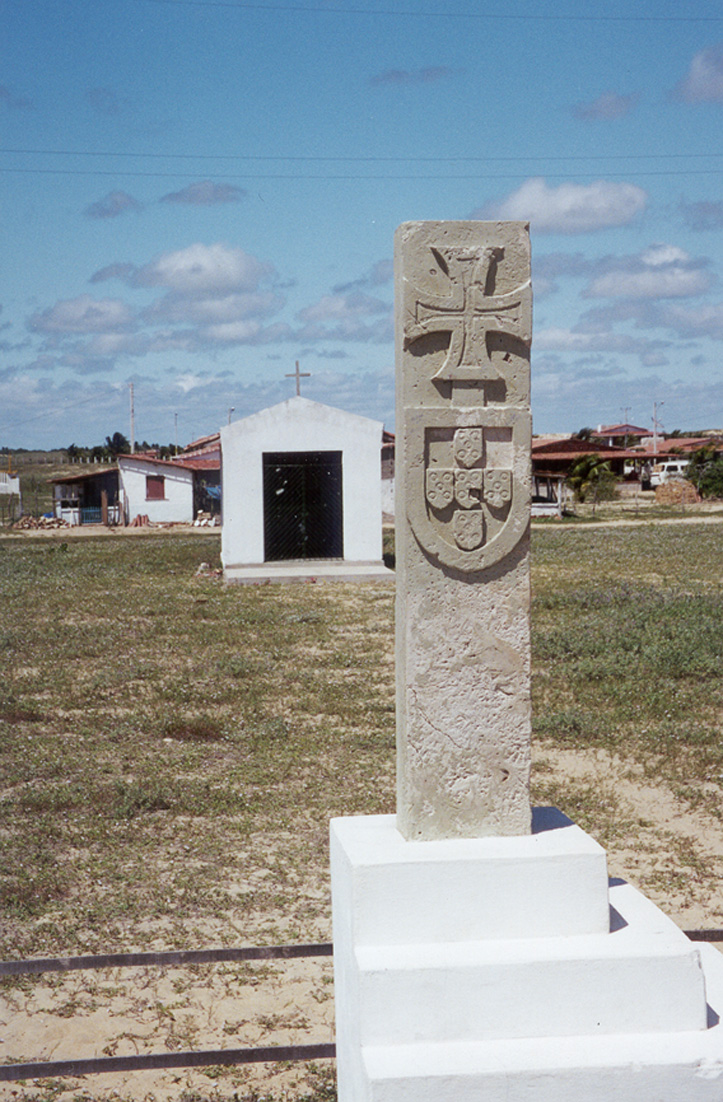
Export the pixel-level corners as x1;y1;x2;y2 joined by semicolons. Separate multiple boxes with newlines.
1;520;722;1100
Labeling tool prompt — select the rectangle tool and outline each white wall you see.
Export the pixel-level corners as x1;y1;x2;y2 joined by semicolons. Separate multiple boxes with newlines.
118;458;194;524
221;397;384;567
381;477;395;517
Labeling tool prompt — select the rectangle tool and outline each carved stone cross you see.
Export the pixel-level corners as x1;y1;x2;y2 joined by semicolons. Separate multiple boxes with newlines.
395;221;533;841
403;244;532;383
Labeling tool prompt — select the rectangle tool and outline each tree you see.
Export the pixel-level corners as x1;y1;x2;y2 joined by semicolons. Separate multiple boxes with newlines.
699;459;723;499
685;446;717;491
686;447;723;498
566;455;617;514
105;432;131;457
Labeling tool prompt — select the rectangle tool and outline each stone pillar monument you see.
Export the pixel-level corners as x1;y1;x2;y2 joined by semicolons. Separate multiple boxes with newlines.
394;220;532;841
330;221;723;1102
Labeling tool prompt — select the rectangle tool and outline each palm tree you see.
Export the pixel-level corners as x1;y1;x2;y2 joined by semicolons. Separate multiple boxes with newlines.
566;455;617;515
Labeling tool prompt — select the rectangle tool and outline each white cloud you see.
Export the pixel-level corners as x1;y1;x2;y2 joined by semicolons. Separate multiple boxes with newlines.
84;333;146;356
29;296;135;335
84;191;143;219
478;177;647;234
90;262;137;284
679;199;723;232
586;268;711;300
144;290;283;326
133;243;273;294
85;87;126;115
200;321;295;345
0;84;33;110
583;244;713;299
573;91;639;121
657;302;723;341
173;373;207;394
675;43;723;103
369;67;455;86
534;326;672;370
297;291;389;324
531;364;723;436
159;181;247;205
294;292;392;344
640;244;691;267
534;327;662;356
333;258;393;294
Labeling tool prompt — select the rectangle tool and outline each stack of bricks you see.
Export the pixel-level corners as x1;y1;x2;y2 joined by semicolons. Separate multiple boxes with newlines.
655;479;700;505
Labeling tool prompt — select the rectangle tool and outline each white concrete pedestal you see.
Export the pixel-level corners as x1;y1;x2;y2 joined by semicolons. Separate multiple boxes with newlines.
331;809;723;1101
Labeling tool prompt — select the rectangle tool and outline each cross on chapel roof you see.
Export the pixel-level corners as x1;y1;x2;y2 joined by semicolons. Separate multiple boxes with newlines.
286;360;311;396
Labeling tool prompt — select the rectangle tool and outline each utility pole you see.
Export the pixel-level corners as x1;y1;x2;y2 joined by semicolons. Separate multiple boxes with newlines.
620;407;631;449
174;412;178;456
129;382;135;454
652;401;664;456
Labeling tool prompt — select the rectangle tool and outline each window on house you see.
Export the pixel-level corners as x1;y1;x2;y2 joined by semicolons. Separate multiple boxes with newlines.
146;475;165;500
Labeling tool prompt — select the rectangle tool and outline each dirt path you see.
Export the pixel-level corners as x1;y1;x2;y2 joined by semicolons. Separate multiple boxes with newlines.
533;510;723;531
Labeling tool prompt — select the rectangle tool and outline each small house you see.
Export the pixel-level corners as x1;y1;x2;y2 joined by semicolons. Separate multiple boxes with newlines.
53;456;199;526
117;455;195;524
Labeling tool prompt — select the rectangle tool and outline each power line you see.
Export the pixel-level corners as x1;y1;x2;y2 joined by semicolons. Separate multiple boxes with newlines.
131;0;723;22
0;392;122;433
3;148;721;164
1;167;721;181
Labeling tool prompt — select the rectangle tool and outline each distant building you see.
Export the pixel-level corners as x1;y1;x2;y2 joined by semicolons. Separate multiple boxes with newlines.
52;467;121;525
0;469;22;521
221;396;391;582
117;455;195;524
51;454;211;525
592;423;649;448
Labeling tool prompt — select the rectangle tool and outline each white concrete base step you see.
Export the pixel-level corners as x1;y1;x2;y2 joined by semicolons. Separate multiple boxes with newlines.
224;559;394;584
363;944;723;1102
355;882;707;1043
332;811;722;1102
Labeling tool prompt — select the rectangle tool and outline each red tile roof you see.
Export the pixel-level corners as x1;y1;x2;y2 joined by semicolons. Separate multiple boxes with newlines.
594;423;649;436
175;456;220;470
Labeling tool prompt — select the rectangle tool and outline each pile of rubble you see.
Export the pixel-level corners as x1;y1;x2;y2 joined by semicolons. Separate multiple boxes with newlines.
655;479;701;505
13;515;70;530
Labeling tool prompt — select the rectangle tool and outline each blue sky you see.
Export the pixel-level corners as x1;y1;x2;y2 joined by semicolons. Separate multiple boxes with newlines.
1;0;722;449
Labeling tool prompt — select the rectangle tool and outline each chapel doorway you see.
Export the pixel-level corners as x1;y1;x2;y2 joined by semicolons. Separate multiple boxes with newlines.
262;451;343;561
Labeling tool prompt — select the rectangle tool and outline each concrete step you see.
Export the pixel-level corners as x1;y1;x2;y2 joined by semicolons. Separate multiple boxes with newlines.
355;883;708;1043
362;942;723;1102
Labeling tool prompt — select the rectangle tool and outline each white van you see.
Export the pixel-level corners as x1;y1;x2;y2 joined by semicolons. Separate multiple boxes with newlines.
650;460;689;487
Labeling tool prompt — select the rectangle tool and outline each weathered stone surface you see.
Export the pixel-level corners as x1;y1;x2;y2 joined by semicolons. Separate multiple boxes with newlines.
395;220;533;840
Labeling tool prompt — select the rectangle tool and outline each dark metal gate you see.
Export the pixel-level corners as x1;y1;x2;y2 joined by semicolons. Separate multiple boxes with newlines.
263;451;343;561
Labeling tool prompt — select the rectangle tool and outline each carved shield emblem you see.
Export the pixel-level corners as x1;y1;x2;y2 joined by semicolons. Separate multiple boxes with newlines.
455;467;483;508
454;428;483;468
407;408;530;572
484;470;512;509
453;509;483;550
426;469;454;509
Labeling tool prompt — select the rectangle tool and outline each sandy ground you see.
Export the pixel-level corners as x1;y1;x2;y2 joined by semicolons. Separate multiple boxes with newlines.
3;742;722;1102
